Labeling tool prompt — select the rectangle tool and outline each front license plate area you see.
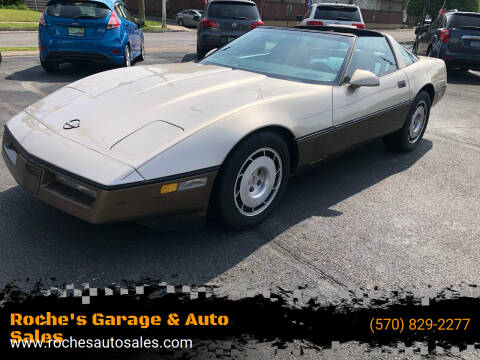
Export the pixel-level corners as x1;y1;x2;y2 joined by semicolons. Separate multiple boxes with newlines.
68;27;85;36
471;41;480;48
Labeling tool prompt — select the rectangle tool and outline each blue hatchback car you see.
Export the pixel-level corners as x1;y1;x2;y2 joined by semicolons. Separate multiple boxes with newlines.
39;0;144;72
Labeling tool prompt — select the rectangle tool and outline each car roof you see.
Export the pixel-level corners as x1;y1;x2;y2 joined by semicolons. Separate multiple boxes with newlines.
449;11;480;16
47;0;117;6
208;0;256;3
314;2;359;8
293;25;383;37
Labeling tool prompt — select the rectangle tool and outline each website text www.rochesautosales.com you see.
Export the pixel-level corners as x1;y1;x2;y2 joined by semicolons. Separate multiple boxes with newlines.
10;336;193;350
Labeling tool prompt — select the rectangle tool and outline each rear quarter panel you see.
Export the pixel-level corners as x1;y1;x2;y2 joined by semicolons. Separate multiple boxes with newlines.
402;57;447;105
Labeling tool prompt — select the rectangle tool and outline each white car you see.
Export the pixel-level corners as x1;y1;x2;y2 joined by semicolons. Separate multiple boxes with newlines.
298;2;365;29
176;9;203;27
2;27;447;229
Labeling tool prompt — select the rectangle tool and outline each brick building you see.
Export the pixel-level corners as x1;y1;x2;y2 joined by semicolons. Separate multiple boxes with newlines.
125;0;407;28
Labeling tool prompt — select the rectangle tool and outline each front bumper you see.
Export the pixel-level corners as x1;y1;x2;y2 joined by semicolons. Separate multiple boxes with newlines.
2;129;218;224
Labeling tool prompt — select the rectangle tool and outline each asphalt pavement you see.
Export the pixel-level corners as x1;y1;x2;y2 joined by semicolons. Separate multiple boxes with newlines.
0;30;480;357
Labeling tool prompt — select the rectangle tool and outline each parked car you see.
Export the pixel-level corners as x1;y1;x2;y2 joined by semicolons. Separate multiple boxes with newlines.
297;2;365;29
197;0;263;59
176;9;203;27
3;26;446;229
414;10;480;71
39;0;145;72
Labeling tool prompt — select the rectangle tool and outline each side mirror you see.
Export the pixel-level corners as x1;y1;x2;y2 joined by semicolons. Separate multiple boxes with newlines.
296;15;303;22
193;15;200;21
136;19;145;28
349;69;380;88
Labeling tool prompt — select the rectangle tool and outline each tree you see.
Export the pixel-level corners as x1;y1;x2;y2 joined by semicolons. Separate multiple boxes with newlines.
407;0;479;17
138;0;145;21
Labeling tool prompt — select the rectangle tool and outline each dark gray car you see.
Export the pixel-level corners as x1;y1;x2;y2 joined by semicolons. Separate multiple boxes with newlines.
197;0;263;59
415;10;480;71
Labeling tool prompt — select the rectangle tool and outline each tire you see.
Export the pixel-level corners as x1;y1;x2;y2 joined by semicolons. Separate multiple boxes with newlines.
214;132;290;229
197;45;207;60
138;38;145;61
178;19;184;26
426;45;433;57
383;91;431;152
123;44;131;67
40;59;59;72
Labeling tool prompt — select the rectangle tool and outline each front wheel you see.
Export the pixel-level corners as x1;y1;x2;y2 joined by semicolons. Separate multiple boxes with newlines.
214;132;290;229
383;91;431;152
138;38;145;61
123;44;131;67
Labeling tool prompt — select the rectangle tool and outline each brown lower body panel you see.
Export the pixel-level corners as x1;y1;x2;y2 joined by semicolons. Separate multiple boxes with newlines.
2;131;217;224
296;101;412;168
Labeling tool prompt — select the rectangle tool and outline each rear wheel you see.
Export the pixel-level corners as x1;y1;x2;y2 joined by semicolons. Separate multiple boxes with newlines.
123;44;131;67
197;45;207;60
383;91;431;152
214;132;290;229
40;59;59;72
178;19;184;26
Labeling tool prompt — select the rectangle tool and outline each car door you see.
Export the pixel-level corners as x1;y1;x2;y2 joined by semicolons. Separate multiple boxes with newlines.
185;10;195;26
117;3;140;53
329;36;411;155
418;15;444;55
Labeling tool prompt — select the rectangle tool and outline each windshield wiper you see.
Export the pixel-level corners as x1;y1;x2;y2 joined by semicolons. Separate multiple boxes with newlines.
73;15;98;19
459;26;480;30
380;56;395;66
334;17;353;21
233;16;249;20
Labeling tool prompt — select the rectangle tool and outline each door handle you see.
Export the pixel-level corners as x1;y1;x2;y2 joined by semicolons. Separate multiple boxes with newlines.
397;80;406;89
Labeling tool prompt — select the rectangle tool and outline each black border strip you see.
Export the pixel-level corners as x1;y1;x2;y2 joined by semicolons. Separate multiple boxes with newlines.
295;99;413;142
3;126;220;191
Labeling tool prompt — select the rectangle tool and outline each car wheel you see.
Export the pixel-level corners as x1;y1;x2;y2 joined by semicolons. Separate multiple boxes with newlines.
426;45;433;57
383;91;431;152
197;45;207;60
214;132;290;229
40;60;59;72
178;19;184;26
123;44;131;67
139;38;145;61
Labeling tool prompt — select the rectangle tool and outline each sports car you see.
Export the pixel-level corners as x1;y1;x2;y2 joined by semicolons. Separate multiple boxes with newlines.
2;26;447;229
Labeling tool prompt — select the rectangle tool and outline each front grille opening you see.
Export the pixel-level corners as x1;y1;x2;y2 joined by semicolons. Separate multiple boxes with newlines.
43;173;96;208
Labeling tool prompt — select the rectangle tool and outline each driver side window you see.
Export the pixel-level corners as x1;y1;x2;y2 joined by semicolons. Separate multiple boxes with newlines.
344;36;397;82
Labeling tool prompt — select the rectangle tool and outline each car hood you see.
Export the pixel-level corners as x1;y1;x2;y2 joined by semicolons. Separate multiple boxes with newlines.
23;62;319;168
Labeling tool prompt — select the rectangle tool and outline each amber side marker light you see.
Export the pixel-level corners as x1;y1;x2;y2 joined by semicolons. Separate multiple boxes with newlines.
160;183;178;194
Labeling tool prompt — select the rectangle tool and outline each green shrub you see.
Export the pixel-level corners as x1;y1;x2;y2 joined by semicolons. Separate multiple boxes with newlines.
0;0;27;9
407;0;479;17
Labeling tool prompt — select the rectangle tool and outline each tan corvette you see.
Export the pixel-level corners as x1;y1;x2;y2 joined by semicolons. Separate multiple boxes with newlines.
2;26;447;229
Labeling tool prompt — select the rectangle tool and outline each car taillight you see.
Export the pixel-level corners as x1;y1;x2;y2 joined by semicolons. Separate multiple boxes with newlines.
106;11;120;30
440;29;450;43
353;23;365;29
306;20;323;25
251;20;264;29
39;10;46;26
200;18;217;28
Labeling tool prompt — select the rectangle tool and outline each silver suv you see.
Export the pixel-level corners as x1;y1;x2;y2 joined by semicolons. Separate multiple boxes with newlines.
197;0;263;59
298;2;365;29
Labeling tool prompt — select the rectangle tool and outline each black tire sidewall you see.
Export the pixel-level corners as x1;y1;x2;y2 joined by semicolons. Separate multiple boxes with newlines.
400;91;431;151
215;132;290;229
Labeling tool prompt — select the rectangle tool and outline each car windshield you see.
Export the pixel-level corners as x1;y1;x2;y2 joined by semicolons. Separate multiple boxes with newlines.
208;2;259;20
449;14;480;29
200;28;354;85
46;1;111;19
314;6;361;21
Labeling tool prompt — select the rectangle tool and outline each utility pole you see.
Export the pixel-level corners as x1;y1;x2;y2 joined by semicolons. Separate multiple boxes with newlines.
139;0;145;21
162;0;167;29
